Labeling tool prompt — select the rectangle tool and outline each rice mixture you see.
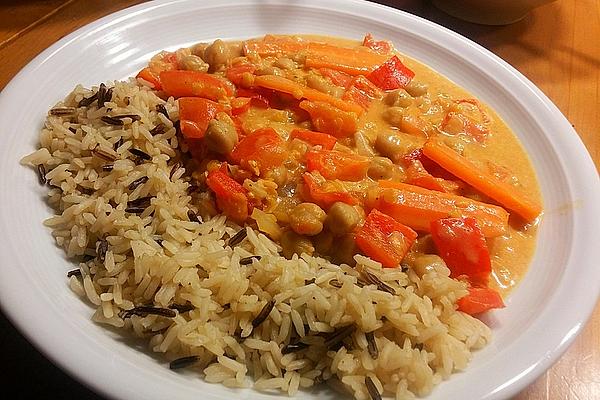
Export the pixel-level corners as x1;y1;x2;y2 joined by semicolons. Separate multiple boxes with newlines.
20;34;545;400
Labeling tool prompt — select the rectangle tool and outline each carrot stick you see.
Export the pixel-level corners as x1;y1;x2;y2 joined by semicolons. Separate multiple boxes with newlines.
243;35;388;76
253;75;363;114
373;181;509;237
422;140;542;221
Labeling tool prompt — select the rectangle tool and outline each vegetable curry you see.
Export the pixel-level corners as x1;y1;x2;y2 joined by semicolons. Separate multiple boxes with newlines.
137;34;542;315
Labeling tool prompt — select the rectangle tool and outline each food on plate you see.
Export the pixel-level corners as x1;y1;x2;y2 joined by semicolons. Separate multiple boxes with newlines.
21;34;541;399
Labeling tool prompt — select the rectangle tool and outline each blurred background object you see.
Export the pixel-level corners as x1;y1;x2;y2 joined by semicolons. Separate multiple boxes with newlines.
432;0;558;25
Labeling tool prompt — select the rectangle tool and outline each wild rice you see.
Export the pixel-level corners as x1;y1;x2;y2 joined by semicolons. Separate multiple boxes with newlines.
169;355;200;370
23;80;492;400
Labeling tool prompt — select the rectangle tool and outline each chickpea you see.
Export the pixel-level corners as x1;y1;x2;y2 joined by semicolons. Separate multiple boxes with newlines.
264;165;288;188
382;107;405;127
280;230;315;259
409;254;446;276
375;131;403;160
180;54;209;72
384;89;412;108
203;39;241;70
204;119;238;154
289;203;326;236
367;156;394;180
275;57;296;70
190;43;208;58
405;81;428;97
326;202;360;235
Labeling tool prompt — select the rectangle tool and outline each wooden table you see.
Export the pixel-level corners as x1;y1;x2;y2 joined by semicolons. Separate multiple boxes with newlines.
0;1;598;399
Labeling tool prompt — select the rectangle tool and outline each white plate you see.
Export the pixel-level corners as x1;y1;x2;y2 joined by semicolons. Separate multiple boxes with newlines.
0;1;598;399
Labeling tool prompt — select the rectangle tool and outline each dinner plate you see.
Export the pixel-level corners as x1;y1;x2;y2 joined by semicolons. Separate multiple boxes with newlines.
0;1;598;399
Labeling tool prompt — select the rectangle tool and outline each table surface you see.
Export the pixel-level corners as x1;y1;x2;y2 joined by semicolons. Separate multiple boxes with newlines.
0;0;598;399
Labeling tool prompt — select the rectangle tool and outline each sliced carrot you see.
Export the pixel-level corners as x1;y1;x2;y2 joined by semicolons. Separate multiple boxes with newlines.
405;160;462;194
225;63;256;86
319;68;354;88
290;129;337;150
305;150;370;181
372;181;509;237
299;100;358;138
253;75;363;115
160;70;234;100
422;140;542;221
305;44;388;76
243;35;308;56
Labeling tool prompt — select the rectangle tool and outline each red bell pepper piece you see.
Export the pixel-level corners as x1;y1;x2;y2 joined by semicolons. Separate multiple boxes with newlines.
404;159;462;194
225;63;256;86
430;217;492;285
355;209;418;268
290;129;337;150
136;68;162;90
178;97;227;139
229;128;287;174
160;70;234;100
305;149;370;181
362;33;393;55
367;56;415;90
457;286;505;315
342;75;383;110
318;68;354;89
299;100;358;138
206;164;249;223
302;173;358;210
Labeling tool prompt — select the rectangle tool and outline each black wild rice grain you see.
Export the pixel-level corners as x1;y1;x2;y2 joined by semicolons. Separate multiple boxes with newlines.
281;342;309;355
252;299;275;328
78;92;98;107
169;162;182;180
119;306;177;319
227;229;247;247
156;104;169;119
186;183;199;195
174;120;181;136
129;148;151;161
169;355;200;370
68;127;77;134
97;83;107;107
365;376;382;400
304;278;316;285
149;123;166;135
324;324;356;349
125;206;146;214
77;185;95;195
128;176;148;191
240;256;261;265
328;279;343;288
364;270;396;295
113;138;123;151
366;331;379;360
67;269;82;278
49;107;76;116
102;164;114;172
105;88;113;105
112;114;141;122
96;238;108;261
101;115;125;126
36;164;46;185
169;303;194;313
187;209;202;224
92;147;117;162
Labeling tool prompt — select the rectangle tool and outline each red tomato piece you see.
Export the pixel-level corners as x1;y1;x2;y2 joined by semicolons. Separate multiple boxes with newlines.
160;70;234;100
457;286;505;315
302;173;358;210
367;56;415;90
206;165;249;223
290;129;337;150
299;100;358;138
355;209;418;268
178;97;227;139
430;217;492;285
305;150;370;181
229;128;287;174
